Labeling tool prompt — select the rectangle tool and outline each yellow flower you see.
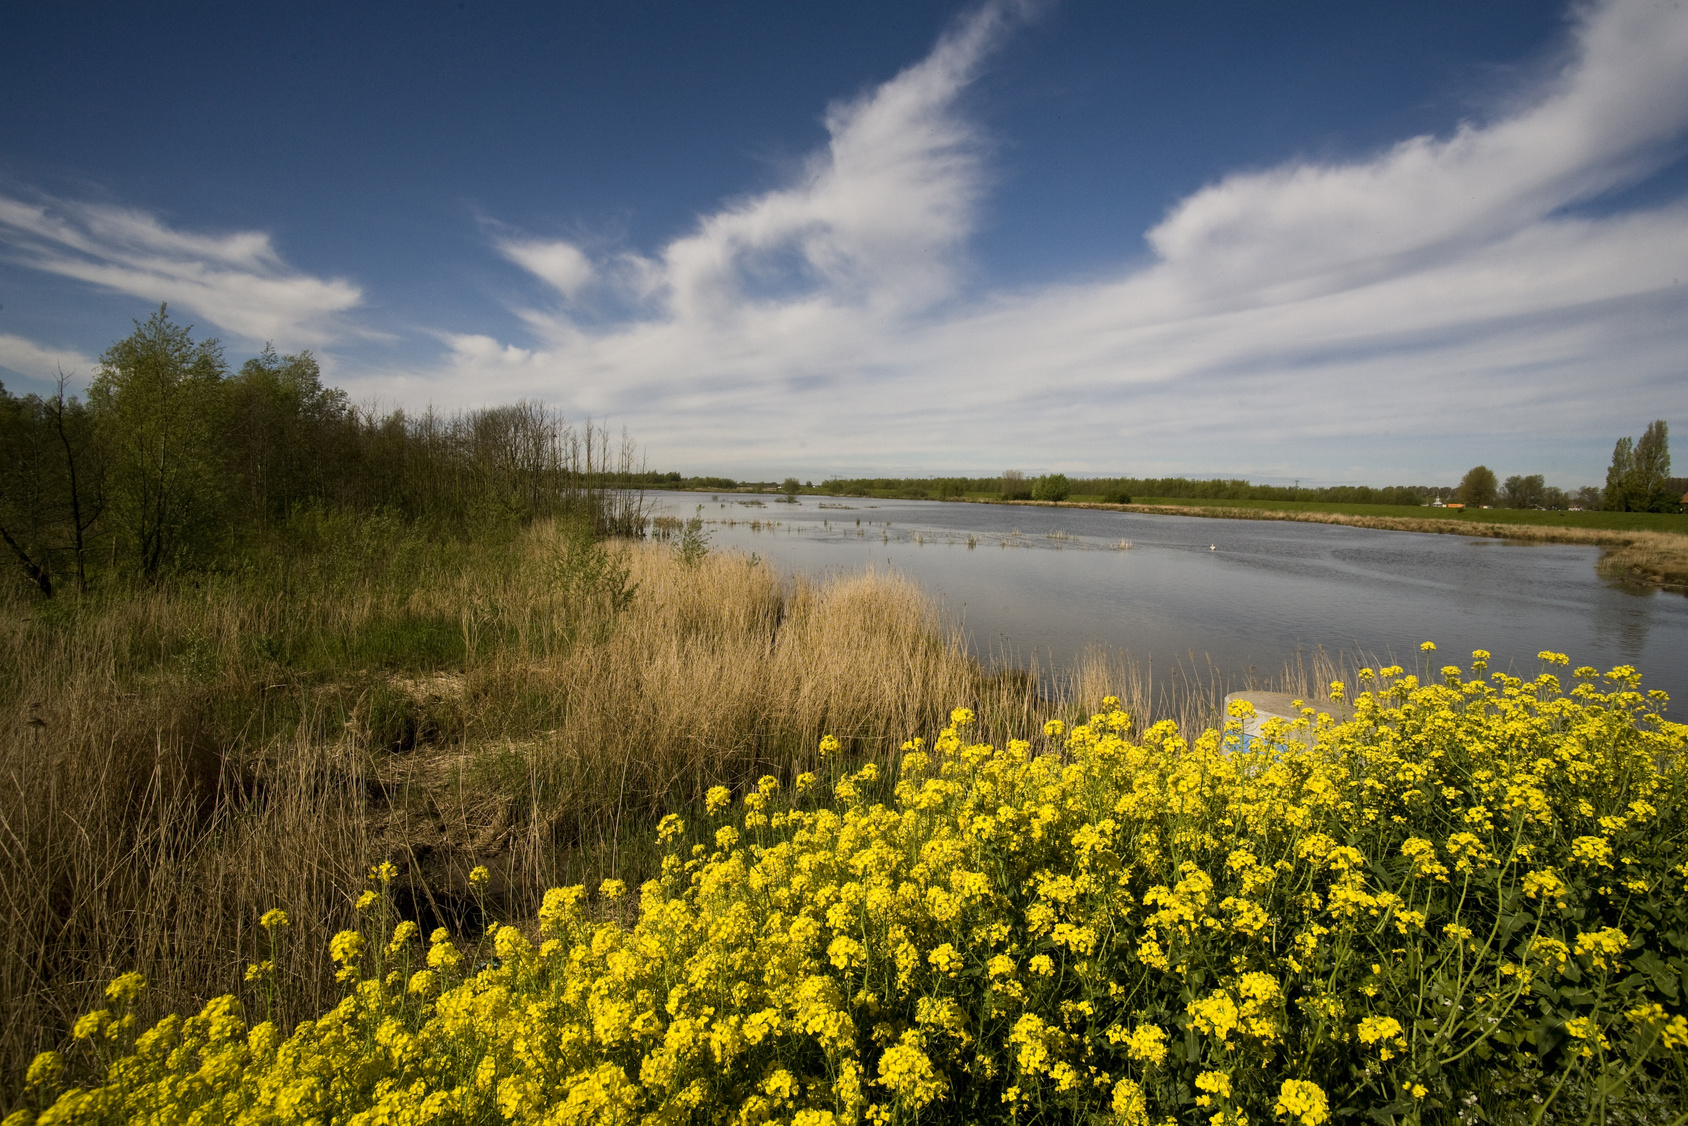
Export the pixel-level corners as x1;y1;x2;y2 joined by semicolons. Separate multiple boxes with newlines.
370;860;398;884
1357;1015;1405;1060
1564;1016;1609;1057
1188;991;1239;1044
928;943;964;976
706;785;732;813
1122;1023;1168;1066
1521;869;1569;905
600;878;626;899
104;971;146;1007
259;908;290;931
949;707;976;727
1195;1070;1232;1106
72;1010;109;1039
469;864;491;886
329;929;365;965
818;734;842;757
1043;719;1065;737
1570;836;1613;869
1111;1077;1150;1125
877;1030;945;1107
1573;926;1628;970
25;1051;63;1089
1275;1078;1330;1125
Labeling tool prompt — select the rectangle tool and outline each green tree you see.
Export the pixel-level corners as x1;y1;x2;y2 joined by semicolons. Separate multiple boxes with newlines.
1500;473;1545;509
1632;419;1671;511
0;377;106;597
89;306;229;578
1605;436;1635;511
225;345;347;525
1604;421;1671;512
0;382;58;596
781;477;801;502
1031;473;1070;502
1455;465;1497;507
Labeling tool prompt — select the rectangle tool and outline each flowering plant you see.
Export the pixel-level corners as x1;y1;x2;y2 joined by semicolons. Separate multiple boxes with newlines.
14;655;1687;1124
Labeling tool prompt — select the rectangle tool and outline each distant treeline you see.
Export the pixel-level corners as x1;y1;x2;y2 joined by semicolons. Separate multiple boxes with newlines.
654;472;1684;512
0;307;644;597
785;475;1441;505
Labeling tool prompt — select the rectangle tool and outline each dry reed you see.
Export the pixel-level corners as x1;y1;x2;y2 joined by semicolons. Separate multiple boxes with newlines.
0;519;1367;1092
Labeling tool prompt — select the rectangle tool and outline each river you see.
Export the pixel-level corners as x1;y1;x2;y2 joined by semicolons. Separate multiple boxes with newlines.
646;491;1688;708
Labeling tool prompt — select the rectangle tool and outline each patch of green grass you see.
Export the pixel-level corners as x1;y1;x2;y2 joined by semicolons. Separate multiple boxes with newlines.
1065;494;1688;533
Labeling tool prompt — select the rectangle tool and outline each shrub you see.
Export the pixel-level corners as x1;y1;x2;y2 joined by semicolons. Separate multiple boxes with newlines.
15;654;1688;1124
1031;473;1070;502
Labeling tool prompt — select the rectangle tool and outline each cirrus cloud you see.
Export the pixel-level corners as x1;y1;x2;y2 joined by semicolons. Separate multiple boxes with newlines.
0;194;363;349
429;0;1686;484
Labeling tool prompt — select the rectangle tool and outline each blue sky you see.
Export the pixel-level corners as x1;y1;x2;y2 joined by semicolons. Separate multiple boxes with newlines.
1;0;1684;485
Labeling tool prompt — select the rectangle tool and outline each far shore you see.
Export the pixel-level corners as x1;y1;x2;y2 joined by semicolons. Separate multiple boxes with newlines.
997;497;1688;593
660;485;1688;593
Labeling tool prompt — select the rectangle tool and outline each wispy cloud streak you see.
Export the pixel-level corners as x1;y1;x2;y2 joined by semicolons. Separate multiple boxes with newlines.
434;0;1686;481
0;195;362;348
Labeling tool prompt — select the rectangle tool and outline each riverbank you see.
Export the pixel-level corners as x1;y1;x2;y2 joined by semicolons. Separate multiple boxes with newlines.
970;497;1688;592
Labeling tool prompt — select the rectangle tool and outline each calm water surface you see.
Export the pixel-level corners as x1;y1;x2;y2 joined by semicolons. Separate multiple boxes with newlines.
647;492;1688;707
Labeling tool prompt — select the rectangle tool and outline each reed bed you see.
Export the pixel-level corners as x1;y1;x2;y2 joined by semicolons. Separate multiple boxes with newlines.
0;513;1376;1095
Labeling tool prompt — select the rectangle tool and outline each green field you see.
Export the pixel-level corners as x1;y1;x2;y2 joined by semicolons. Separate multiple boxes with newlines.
1056;494;1688;533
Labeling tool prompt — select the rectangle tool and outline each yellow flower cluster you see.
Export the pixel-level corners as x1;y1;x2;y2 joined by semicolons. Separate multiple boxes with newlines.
12;654;1688;1124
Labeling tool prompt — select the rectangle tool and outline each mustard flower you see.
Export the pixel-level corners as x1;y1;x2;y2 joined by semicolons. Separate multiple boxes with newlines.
1358;1015;1405;1060
1275;1079;1330;1125
1195;1070;1232;1106
1122;1024;1168;1066
1574;926;1628;970
25;1051;63;1089
329;929;365;965
104;971;146;1007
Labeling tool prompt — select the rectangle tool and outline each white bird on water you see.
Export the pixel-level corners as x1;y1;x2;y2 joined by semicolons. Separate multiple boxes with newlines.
1210;544;1216;551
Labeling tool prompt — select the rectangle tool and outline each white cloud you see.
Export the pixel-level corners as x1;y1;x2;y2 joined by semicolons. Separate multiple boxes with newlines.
497;239;595;299
0;195;363;349
0;333;98;385
419;0;1687;483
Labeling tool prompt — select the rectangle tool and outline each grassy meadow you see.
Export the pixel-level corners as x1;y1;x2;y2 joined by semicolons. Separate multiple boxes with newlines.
1093;496;1688;535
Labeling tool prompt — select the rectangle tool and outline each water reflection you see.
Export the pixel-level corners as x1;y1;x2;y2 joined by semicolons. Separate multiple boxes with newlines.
647;492;1687;707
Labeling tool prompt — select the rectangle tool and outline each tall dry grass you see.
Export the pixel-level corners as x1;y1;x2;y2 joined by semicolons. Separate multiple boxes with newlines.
0;519;1053;1087
0;515;1365;1092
